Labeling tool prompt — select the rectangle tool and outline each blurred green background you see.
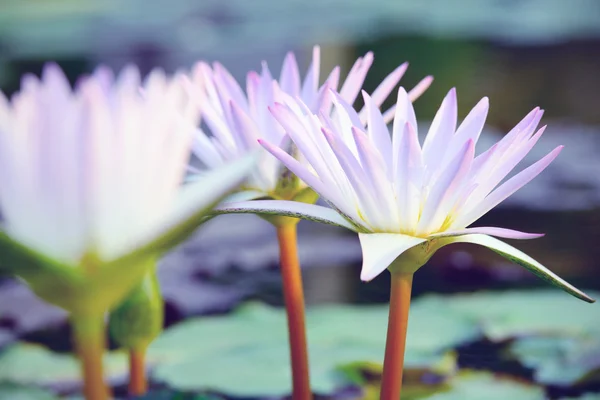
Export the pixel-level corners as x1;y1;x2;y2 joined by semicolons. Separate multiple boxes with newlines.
0;1;600;399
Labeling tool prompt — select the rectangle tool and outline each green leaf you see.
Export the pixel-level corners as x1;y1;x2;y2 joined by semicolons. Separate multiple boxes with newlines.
508;336;600;386
420;371;545;400
147;302;478;397
560;394;600;400
440;234;595;303
0;343;130;388
0;383;59;400
414;289;600;341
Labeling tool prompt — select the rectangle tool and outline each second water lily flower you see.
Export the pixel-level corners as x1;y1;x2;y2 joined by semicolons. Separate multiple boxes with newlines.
221;86;594;304
188;46;432;200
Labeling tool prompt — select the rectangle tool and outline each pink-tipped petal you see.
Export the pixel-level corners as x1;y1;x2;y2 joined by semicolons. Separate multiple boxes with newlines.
422;88;458;172
279;52;301;96
339;52;374;106
459;146;563;227
362;90;392;170
407;75;434;102
359;62;408;121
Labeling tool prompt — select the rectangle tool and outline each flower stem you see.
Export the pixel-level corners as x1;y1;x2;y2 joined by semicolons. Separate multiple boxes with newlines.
276;223;312;400
380;272;414;400
129;347;148;396
71;314;109;400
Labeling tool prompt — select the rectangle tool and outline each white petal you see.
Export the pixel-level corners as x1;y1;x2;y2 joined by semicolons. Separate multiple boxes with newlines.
382;75;434;123
359;233;426;281
130;152;258;257
446;97;489;162
215;200;357;230
422;88;458;171
394;122;423;232
456;146;562;228
368;62;408;108
300;46;321;108
443;234;595;303
279;52;301;96
358;62;408;123
362;91;392;171
339;52;374;106
429;227;544;239
258;138;346;209
407;75;434;102
221;190;265;203
417;139;474;234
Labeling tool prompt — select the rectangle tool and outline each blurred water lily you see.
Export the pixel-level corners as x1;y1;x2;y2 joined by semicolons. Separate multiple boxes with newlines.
219;86;594;303
187;46;432;199
0;63;257;314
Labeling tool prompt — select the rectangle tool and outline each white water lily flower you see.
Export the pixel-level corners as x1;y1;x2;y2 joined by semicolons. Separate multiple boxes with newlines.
188;46;432;197
0;63;256;268
218;87;594;303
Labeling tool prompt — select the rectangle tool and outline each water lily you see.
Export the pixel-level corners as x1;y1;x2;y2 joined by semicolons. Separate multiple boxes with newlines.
217;85;594;399
188;47;432;400
222;86;593;304
0;63;256;400
188;45;432;199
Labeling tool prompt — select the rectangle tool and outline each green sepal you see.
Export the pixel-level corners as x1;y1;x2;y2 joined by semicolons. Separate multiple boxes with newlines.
259;187;320;228
109;264;163;351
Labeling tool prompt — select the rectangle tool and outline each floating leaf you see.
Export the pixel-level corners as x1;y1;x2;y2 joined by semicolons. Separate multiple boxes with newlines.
0;382;59;400
560;394;600;400
420;371;545;400
413;290;600;341
0;343;130;389
508;336;600;386
148;302;478;397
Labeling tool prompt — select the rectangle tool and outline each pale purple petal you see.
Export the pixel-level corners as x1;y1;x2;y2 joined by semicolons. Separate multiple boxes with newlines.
362;91;392;171
429;227;544;239
457;146;563;228
339;52;374;106
422;88;458;173
417;139;474;233
279;52;301;96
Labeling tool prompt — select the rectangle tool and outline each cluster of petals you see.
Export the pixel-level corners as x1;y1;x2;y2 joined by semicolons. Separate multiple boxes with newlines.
0;64;249;265
189;46;432;194
264;87;558;239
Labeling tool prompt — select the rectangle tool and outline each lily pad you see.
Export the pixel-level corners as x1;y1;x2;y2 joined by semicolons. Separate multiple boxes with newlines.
0;383;59;400
421;371;545;400
413;290;600;341
148;302;479;397
0;343;130;390
508;336;600;386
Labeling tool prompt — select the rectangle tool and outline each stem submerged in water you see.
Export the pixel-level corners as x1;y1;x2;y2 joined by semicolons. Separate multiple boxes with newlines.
380;272;414;400
276;223;312;400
